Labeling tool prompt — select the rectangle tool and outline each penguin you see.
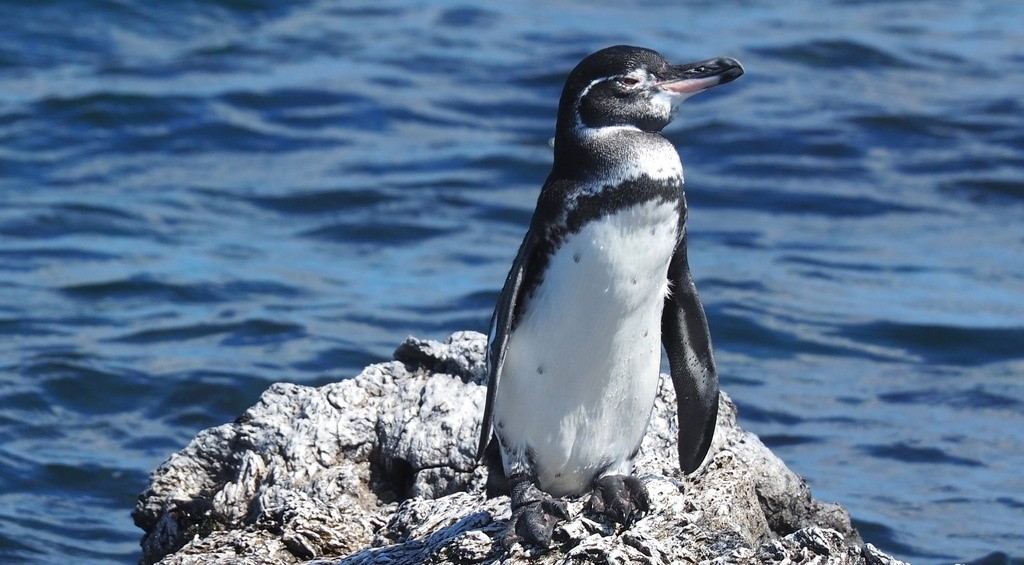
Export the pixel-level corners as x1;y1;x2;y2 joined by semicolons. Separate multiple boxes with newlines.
476;45;743;547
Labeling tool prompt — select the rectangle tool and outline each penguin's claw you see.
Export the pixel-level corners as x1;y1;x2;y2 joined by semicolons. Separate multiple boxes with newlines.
586;475;650;526
502;497;569;548
503;477;570;548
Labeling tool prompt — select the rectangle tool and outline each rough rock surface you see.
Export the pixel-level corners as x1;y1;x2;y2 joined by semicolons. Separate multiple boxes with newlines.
134;331;905;565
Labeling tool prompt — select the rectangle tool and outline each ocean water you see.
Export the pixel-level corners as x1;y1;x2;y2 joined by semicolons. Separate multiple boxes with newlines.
0;1;1021;563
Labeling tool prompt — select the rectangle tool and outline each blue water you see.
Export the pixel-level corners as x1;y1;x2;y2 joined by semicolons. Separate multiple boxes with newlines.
1;1;1021;563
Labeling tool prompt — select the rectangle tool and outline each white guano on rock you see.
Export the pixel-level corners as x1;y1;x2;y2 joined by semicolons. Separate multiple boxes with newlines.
133;331;906;565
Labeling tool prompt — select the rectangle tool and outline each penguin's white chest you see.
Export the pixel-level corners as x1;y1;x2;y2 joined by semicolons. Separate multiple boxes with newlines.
494;199;679;496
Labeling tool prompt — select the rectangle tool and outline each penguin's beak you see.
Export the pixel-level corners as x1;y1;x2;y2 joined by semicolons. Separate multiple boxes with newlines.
655;57;744;96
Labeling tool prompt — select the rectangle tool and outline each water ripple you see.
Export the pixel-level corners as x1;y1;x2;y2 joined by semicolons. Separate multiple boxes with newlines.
837;322;1024;366
247;188;395;215
0;247;117;272
879;387;1022;412
853;519;951;561
110;320;305;345
757;38;918;69
698;187;928;217
61;277;303;304
964;552;1024;565
859;442;984;468
302;221;457;245
941;179;1024;206
0;203;159;240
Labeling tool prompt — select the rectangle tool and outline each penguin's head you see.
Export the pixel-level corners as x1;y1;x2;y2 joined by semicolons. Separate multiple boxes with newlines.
559;45;744;134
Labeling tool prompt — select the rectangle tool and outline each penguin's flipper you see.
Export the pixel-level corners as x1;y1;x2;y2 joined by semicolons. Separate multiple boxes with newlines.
661;232;720;474
477;230;538;461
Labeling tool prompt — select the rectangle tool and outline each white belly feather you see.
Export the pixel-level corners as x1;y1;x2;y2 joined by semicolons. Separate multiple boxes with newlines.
494;199;679;496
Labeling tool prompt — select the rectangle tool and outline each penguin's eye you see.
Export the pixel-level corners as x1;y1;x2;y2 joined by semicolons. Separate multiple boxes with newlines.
617;76;640;87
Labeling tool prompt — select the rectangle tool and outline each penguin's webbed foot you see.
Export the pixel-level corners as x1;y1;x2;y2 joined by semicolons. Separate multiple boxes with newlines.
503;476;570;548
586;474;650;526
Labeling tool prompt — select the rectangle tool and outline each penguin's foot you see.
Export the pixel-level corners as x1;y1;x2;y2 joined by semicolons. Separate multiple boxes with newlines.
502;476;570;548
586;474;650;526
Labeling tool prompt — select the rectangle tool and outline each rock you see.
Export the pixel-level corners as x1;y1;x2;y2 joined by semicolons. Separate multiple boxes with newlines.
133;331;906;565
